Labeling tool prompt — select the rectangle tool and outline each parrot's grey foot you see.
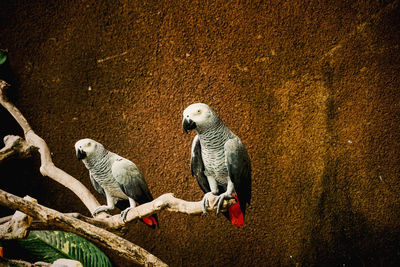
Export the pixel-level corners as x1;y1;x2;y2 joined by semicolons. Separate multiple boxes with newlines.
201;192;217;215
120;207;132;222
212;192;234;214
92;205;112;216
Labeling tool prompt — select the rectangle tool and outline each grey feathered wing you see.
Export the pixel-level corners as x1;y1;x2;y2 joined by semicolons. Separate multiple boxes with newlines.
190;135;211;193
111;157;154;205
224;136;252;218
111;156;158;225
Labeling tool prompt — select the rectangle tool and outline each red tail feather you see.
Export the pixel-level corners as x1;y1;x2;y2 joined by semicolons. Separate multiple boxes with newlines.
229;194;244;227
142;216;157;227
135;203;158;227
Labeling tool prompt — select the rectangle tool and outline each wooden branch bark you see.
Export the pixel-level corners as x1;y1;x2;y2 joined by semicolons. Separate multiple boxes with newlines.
90;193;237;229
0;215;12;224
0;196;36;240
42;193;236;232
0;135;36;162
0;189;168;267
1;193;236;234
0;80;100;214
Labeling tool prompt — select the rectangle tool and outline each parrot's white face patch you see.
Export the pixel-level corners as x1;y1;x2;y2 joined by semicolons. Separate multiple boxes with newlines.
183;103;212;125
75;138;99;157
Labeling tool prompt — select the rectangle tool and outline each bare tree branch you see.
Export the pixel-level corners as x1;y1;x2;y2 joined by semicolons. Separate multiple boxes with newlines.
0;80;101;214
0;215;12;224
53;193;236;231
0;196;36;240
0;135;36;162
0;189;168;267
1;193;236;235
91;193;236;229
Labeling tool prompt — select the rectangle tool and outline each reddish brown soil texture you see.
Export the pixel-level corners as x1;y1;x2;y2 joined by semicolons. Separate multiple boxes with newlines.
1;1;400;266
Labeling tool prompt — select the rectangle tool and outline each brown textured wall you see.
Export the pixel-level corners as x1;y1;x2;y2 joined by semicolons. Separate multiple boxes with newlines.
1;0;400;266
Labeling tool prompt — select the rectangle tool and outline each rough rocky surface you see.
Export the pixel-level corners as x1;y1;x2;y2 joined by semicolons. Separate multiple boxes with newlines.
1;0;400;266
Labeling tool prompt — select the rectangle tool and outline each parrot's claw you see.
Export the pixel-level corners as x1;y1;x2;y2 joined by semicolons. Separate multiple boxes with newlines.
201;192;216;215
120;207;132;222
212;193;234;214
92;205;112;217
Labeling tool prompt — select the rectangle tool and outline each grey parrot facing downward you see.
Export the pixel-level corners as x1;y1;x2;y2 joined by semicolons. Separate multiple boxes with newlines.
182;103;251;227
75;138;158;228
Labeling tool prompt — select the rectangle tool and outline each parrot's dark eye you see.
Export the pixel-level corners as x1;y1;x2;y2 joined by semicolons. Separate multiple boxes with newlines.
197;109;201;113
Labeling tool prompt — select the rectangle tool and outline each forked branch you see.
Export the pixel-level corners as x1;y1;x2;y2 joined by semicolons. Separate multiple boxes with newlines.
0;80;100;213
0;189;167;267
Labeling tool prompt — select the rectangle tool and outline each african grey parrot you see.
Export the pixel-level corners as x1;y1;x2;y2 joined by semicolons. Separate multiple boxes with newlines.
75;138;158;227
182;103;251;227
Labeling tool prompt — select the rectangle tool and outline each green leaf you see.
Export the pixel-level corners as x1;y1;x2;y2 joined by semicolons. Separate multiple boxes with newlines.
17;231;112;267
0;50;7;65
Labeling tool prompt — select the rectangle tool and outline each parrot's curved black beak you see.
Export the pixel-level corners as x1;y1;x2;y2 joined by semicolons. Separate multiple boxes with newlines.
76;148;87;160
182;118;196;134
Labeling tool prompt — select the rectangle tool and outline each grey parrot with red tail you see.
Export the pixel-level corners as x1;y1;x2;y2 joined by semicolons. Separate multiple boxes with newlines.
75;138;158;228
182;103;251;227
